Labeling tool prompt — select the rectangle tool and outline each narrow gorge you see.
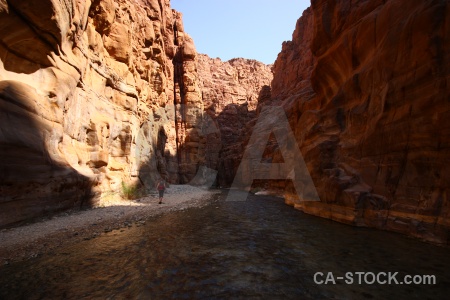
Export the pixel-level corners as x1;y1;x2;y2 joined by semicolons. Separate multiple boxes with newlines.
0;0;272;228
0;0;449;248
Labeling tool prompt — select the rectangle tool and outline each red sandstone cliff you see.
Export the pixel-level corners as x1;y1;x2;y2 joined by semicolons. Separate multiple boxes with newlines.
267;0;450;244
0;0;202;226
1;0;447;246
0;0;273;227
196;54;273;186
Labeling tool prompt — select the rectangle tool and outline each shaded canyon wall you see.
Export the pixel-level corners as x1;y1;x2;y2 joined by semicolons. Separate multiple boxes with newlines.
0;0;200;226
0;0;273;227
196;54;273;187
264;0;450;244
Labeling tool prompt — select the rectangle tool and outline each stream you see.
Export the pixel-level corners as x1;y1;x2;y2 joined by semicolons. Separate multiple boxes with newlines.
0;191;449;299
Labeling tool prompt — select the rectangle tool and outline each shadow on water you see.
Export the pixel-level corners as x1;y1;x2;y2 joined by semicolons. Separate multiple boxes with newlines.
0;191;449;299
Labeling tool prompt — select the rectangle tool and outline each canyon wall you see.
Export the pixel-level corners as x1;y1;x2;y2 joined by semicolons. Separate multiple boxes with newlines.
2;0;445;246
196;54;273;187
0;0;198;226
267;0;450;244
0;0;273;227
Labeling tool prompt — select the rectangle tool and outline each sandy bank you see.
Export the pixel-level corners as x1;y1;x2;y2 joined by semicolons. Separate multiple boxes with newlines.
0;185;220;264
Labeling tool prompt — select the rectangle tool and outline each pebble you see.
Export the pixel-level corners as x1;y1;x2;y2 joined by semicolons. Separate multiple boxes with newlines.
0;187;217;263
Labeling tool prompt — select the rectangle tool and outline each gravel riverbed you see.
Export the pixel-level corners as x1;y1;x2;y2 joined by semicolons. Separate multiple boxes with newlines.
0;185;220;264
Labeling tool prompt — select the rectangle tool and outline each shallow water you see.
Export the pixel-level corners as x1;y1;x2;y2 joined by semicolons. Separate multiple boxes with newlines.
0;191;449;299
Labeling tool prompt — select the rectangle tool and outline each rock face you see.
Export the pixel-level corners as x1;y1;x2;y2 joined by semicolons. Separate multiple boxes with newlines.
0;0;202;227
2;0;445;246
266;0;450;244
196;54;273;186
0;0;272;227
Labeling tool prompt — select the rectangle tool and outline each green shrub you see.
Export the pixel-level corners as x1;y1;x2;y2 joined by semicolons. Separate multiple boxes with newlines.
121;181;140;200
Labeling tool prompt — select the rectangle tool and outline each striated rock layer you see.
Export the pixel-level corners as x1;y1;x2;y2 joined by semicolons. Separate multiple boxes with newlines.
0;0;273;227
2;0;446;247
0;0;202;227
266;0;450;244
196;54;273;187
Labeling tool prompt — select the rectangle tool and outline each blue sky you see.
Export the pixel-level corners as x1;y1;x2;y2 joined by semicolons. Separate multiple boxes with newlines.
170;0;311;65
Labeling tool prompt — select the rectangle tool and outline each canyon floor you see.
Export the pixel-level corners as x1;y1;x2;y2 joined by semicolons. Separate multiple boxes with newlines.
0;185;220;264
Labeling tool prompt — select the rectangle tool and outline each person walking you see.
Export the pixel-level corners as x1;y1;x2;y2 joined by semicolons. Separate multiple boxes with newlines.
156;178;167;204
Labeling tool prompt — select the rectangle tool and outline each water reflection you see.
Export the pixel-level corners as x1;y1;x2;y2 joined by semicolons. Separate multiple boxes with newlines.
0;191;449;299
